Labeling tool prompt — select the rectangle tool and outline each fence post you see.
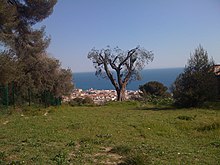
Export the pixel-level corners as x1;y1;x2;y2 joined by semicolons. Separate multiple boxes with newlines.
5;84;9;108
12;81;15;108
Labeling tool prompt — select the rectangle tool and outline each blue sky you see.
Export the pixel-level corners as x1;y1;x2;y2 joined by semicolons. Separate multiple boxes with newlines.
39;0;220;72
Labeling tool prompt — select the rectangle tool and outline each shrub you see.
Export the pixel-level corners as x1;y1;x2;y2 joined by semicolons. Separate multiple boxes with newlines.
139;81;172;106
69;97;94;106
139;81;170;98
82;96;94;104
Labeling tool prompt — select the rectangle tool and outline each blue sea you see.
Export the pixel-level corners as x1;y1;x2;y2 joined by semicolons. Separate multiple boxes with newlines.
73;68;184;90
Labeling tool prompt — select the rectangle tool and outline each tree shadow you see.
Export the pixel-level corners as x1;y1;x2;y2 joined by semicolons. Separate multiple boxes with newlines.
133;102;220;111
135;107;176;111
133;106;181;111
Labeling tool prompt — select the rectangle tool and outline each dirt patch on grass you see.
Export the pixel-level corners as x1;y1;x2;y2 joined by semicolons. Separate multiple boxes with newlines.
94;147;123;165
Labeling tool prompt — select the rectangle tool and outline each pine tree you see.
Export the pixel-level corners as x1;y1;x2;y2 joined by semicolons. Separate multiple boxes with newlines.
172;45;218;107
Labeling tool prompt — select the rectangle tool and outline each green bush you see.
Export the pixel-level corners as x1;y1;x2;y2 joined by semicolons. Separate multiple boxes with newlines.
139;81;173;106
83;96;94;104
69;97;94;106
142;95;173;106
139;81;170;98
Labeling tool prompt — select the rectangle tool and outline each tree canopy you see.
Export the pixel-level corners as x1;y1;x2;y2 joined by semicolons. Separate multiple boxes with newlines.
0;0;56;48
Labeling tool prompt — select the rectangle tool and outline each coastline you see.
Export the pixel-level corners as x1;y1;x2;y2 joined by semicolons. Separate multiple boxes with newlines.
73;67;184;90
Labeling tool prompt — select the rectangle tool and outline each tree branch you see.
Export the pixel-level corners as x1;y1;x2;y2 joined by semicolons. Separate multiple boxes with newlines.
118;47;138;68
103;62;119;90
109;59;117;70
113;55;119;63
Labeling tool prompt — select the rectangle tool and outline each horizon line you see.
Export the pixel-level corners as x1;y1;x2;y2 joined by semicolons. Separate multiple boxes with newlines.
73;66;184;74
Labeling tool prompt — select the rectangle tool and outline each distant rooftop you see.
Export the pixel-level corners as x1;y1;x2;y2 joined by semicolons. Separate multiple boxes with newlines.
214;64;220;76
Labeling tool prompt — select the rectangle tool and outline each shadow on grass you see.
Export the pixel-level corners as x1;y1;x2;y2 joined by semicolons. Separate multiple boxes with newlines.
134;101;220;111
134;106;178;111
201;101;220;110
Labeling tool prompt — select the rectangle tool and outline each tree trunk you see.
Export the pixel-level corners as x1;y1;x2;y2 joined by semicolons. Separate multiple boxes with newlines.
116;87;126;101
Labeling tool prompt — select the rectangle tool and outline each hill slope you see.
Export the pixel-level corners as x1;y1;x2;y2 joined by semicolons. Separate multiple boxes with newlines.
0;103;220;164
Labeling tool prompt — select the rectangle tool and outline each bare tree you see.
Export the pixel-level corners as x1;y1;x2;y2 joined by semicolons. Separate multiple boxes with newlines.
88;46;154;101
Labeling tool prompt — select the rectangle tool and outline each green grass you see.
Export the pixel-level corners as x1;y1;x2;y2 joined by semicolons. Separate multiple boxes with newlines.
0;102;220;164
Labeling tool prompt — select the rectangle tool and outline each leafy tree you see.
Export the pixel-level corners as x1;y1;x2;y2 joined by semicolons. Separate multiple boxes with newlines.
0;0;56;88
0;0;74;106
171;45;218;107
139;81;169;98
88;46;154;101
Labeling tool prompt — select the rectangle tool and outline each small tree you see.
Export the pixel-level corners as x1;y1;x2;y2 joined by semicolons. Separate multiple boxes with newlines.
88;46;154;101
171;45;218;107
139;81;169;98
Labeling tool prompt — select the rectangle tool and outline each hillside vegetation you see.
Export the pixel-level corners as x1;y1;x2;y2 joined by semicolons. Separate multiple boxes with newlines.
0;102;220;164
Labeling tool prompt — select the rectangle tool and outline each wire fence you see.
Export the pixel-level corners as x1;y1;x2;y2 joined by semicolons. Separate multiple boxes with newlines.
0;82;62;109
0;84;9;107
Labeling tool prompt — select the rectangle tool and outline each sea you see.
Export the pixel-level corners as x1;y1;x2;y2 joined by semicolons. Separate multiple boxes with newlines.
73;68;184;91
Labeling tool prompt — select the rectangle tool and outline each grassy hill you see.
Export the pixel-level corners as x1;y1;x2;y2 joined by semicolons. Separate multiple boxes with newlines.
0;102;220;164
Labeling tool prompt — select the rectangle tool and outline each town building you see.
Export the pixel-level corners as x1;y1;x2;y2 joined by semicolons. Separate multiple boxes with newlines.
63;88;140;104
214;64;220;76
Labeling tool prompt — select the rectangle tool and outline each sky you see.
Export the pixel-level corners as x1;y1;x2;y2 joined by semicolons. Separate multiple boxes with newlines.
38;0;220;73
